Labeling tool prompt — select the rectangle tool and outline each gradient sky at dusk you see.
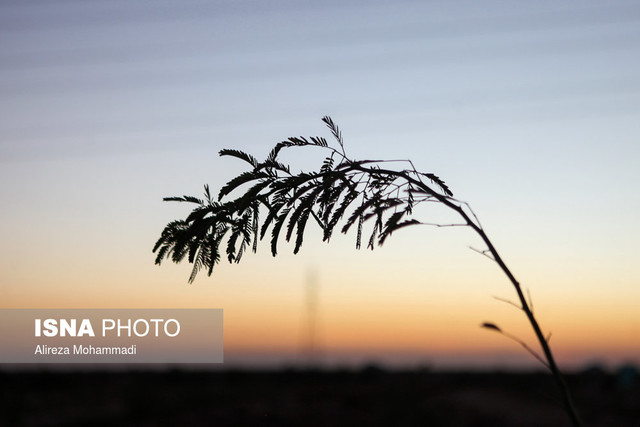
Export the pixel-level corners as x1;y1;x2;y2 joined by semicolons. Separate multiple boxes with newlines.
1;0;639;369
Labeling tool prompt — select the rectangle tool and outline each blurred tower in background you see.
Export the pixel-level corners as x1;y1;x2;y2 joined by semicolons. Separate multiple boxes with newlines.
300;268;321;367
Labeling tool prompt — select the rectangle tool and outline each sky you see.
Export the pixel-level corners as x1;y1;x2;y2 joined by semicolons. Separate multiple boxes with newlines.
1;0;639;370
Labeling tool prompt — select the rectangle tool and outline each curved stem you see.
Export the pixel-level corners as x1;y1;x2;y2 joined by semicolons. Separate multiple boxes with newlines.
441;192;582;426
471;225;583;427
347;163;582;426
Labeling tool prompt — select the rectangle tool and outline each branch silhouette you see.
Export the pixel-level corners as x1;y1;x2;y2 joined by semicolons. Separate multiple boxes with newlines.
153;116;582;426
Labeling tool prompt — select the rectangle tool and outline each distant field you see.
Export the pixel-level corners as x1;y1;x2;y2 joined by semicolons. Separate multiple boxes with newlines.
2;368;638;426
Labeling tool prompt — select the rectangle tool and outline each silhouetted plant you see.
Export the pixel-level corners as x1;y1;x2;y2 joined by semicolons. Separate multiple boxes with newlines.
153;116;582;426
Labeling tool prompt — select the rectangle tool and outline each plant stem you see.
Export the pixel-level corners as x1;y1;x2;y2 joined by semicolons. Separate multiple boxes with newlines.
350;164;582;425
450;202;583;426
337;162;583;425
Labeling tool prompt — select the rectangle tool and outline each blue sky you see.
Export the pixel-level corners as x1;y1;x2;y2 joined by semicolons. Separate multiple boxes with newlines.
1;0;639;368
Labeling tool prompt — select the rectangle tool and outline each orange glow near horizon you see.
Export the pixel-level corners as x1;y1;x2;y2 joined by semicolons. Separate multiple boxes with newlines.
2;248;639;369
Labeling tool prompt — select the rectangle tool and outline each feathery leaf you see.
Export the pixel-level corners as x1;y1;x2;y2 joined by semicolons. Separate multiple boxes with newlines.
163;195;203;204
270;207;291;256
322;115;343;148
219;149;259;168
218;170;268;201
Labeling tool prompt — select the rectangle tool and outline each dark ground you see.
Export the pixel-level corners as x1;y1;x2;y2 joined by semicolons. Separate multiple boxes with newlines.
1;367;638;426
